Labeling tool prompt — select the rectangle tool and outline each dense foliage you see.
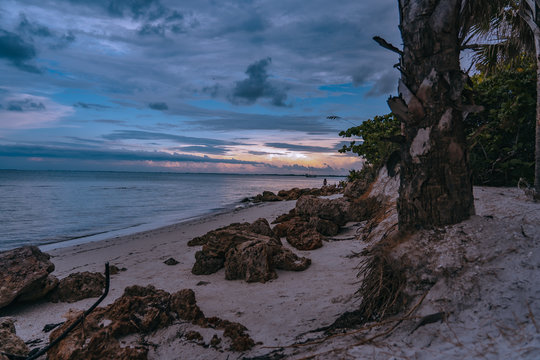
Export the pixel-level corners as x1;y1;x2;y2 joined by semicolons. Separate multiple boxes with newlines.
465;58;536;186
338;113;400;169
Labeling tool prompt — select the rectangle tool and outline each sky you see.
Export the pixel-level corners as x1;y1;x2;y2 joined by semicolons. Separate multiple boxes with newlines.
0;0;401;175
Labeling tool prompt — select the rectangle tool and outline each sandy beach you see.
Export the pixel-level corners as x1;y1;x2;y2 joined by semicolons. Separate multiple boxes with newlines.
2;186;540;359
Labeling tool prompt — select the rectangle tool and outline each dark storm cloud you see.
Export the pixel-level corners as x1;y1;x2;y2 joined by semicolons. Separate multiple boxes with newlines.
74;102;111;109
0;143;260;165
15;14;76;50
6;98;46;112
103;130;242;146
365;69;399;97
173;145;228;155
17;15;52;37
230;58;288;107
148;102;168;110
264;142;344;153
0;29;40;73
189;113;339;134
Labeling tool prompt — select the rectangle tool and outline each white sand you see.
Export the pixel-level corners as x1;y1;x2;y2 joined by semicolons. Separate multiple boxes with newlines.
3;187;540;359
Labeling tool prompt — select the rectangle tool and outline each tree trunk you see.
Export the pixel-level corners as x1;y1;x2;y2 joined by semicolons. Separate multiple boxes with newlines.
534;29;540;194
390;0;474;230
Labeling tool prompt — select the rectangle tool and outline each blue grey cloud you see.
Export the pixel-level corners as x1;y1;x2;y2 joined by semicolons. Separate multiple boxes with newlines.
148;102;168;110
265;142;347;153
0;29;40;73
74;102;112;109
230;58;288;107
0;144;258;165
6;98;46;111
102;130;243;146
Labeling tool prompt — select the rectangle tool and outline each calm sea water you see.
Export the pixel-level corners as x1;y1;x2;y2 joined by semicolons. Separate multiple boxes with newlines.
0;170;342;251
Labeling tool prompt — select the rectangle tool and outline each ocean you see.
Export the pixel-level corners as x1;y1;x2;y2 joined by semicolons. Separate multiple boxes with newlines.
0;170;342;251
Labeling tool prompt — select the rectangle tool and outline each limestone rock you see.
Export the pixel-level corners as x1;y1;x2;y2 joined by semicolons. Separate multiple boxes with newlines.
272;248;311;271
343;177;371;198
296;195;350;226
0;246;57;309
0;318;30;358
47;286;254;359
273;217;324;250
225;240;277;283
48;272;105;303
192;219;311;282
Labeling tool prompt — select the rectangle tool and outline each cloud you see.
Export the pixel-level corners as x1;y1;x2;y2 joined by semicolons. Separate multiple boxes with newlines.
17;14;53;37
0;94;74;129
173;145;229;155
189;113;340;134
365;69;398;97
102;130;242;146
0;143;259;165
230;58;288;107
6;98;46;112
74;102;111;109
0;29;40;73
148;102;168;110
264;142;343;153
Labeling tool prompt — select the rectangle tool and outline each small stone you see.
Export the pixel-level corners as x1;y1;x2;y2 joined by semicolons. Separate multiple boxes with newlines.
164;258;179;266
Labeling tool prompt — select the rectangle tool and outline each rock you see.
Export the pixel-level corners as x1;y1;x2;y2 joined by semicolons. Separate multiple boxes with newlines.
0;318;30;358
344;177;372;198
272;248;311;271
287;228;324;250
109;265;127;275
48;272;105;303
205;317;255;351
163;257;179;266
271;208;296;224
0;246;58;309
184;330;203;342
210;334;221;347
273;217;323;250
192;218;311;281
47;285;254;359
191;229;270;275
249;218;276;238
296;195;350;226
48;286;198;360
170;289;205;322
225;240;277;283
261;191;280;202
192;251;226;275
310;217;340;236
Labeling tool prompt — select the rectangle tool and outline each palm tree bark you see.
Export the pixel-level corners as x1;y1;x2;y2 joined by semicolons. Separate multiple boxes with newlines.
391;0;474;230
521;0;540;193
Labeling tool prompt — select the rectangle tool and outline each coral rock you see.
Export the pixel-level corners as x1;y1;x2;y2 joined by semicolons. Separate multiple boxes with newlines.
0;318;30;358
48;272;105;303
0;246;57;309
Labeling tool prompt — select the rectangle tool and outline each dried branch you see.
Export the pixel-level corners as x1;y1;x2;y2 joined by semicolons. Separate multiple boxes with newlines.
373;36;403;55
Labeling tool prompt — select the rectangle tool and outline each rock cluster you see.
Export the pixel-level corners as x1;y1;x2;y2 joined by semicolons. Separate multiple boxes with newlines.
247;184;342;203
47;285;254;359
0;246;115;310
0;246;58;309
272;195;353;250
190;218;311;282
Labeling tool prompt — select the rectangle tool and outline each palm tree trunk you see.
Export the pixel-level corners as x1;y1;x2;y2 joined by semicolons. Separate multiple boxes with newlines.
535;31;540;193
391;0;474;230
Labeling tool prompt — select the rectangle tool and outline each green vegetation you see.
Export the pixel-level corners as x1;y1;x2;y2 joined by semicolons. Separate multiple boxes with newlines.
339;59;535;187
338;113;400;174
465;58;536;186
